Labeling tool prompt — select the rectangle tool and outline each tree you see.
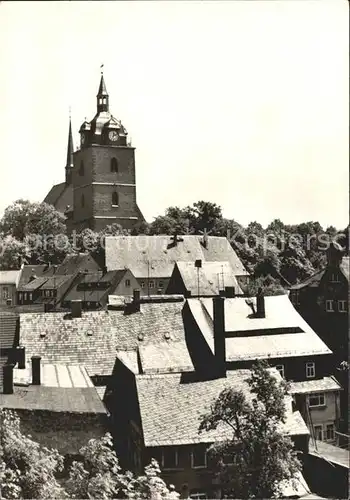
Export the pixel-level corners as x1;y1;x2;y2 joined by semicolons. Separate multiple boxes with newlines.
199;361;301;499
0;200;66;241
244;275;287;296
0;409;177;500
0;236;29;270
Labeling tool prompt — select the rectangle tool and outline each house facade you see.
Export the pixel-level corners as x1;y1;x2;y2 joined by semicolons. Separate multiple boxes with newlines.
0;270;21;307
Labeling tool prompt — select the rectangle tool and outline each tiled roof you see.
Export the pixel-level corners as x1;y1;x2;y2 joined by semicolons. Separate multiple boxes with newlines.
309;440;349;469
0;270;21;286
174;261;243;295
44;182;73;214
19;298;186;377
63;270;126;303
0;385;106;414
139;341;194;374
289;377;341;395
105;235;249;279
54;253;101;276
19;276;48;291
187;295;331;360
18;265;47;288
40;275;72;290
0;312;18;349
136;369;309;447
290;269;326;290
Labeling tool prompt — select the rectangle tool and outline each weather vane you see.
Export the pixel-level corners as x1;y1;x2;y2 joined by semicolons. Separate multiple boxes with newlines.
100;63;104;74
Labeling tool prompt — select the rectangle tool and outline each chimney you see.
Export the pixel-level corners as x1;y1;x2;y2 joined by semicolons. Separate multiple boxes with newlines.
219;289;226;297
31;356;41;385
213;296;226;377
133;289;141;312
202;231;209;249
225;286;236;298
3;364;14;394
71;299;82;318
256;288;265;318
195;259;202;268
102;266;108;275
17;346;26;369
173;233;178;246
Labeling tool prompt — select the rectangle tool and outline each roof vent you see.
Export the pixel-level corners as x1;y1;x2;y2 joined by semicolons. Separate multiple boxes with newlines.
138;333;144;341
40;331;47;338
86;329;94;336
164;332;171;340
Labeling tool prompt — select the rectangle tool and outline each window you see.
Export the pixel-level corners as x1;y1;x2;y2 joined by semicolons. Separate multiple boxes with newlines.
112;192;119;206
149;280;155;289
306;362;315;378
338;300;347;313
308;393;325;408
79;160;84;176
125;279;131;287
325;300;334;312
291;291;300;306
275;365;285;378
314;425;323;441
29;293;32;301
191;446;207;469
81;194;85;207
24;292;28;301
161;448;178;469
140;281;145;288
2;287;9;299
330;273;340;283
190;494;207;499
325;423;335;441
110;158;118;173
158;281;164;289
18;292;22;301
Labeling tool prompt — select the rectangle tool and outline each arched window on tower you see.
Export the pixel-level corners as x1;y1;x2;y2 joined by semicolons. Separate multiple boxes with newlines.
111;157;118;173
112;192;119;207
81;194;85;207
79;160;84;176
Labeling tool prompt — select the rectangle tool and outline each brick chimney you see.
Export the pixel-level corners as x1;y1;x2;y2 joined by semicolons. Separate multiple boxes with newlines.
133;289;141;312
213;296;226;377
17;346;26;369
3;364;14;394
256;288;265;318
225;286;235;298
31;356;41;385
71;299;82;318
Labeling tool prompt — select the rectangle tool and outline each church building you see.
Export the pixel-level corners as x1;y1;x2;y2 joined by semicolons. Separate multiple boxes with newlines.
44;72;145;232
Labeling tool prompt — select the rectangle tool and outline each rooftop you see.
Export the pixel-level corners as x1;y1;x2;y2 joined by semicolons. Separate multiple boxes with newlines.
289;377;341;395
0;270;21;286
1;364;106;414
173;261;243;296
136;369;309;447
0;311;18;349
105;235;249;279
19;297;186;377
187;295;331;361
309;440;349;469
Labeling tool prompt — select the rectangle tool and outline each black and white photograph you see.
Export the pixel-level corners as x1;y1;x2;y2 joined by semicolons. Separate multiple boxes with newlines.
0;1;348;498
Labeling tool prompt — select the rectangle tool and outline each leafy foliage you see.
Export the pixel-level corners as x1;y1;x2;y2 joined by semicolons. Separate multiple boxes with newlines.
0;410;176;500
199;361;301;499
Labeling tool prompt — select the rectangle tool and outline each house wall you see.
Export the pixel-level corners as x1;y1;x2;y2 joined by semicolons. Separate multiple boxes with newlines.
302;453;349;499
0;284;17;306
112;270;142;297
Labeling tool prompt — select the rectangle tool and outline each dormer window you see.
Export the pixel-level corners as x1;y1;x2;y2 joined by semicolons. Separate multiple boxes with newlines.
111;158;118;173
112;192;119;207
330;273;340;283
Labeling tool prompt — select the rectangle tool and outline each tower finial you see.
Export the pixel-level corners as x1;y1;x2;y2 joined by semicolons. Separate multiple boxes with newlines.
100;63;104;75
69;105;71;119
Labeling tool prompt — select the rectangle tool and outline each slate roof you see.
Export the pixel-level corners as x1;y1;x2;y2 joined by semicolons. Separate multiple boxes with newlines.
0;311;18;349
54;253;101;276
19;298;186;377
105;235;249;279
309;440;349;469
13;363;95;388
291;255;349;290
174;261;243;295
138;341;194;374
0;270;21;286
19;276;48;292
18;265;47;288
43;182;73;214
289;377;341;395
136;369;309;447
187;295;331;361
63;270;126;303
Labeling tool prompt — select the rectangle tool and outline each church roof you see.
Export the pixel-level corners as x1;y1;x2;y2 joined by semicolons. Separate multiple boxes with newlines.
97;74;108;95
44;182;73;215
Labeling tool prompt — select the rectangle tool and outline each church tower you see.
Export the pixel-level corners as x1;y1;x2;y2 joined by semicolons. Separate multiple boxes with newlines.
71;71;144;232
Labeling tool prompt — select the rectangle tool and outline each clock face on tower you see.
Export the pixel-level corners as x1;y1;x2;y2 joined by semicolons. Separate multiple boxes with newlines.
109;130;118;142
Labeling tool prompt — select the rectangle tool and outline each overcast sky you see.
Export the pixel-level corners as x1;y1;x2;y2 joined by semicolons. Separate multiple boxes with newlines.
0;1;348;229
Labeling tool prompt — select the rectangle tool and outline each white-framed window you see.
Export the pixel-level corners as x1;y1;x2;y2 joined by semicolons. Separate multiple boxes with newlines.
291;291;300;306
125;279;131;287
306;362;315;378
191;446;207;469
338;300;347;313
275;364;285;378
24;292;28;300
3;287;9;299
18;292;22;301
325;423;335;441
308;393;325;408
161;448;179;470
149;280;155;289
330;273;340;283
29;293;32;301
325;300;334;312
140;281;145;289
314;425;323;441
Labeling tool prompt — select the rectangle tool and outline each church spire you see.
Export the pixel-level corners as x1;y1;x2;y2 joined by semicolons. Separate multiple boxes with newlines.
65;114;74;185
97;66;109;113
